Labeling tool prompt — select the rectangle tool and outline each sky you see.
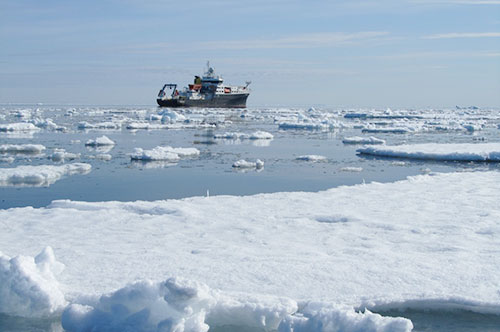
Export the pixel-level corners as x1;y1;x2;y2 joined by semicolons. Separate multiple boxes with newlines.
1;0;499;108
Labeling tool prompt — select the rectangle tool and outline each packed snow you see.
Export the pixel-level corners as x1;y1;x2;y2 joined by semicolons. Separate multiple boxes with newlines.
232;159;264;169
0;247;67;318
85;135;115;146
49;149;80;162
0;163;91;187
0;144;46;154
0;123;39;132
342;136;386;145
130;146;200;162
296;155;327;162
1;171;500;330
339;166;363;172
357;143;500;161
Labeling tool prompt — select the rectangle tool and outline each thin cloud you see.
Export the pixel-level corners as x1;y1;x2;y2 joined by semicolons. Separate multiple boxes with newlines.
423;32;500;39
196;32;390;50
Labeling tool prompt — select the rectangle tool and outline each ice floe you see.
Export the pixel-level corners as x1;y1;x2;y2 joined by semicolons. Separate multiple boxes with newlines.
1;171;500;329
357;143;500;161
0;163;91;187
339;166;363;172
85;135;115;147
232;159;264;169
0;247;67;318
130;146;200;162
60;277;411;332
342;136;386;145
296;155;327;162
0;123;39;132
49;149;80;162
0;144;46;154
77;121;122;130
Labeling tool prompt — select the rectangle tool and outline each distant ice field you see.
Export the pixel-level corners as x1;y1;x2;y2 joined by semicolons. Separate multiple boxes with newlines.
1;105;500;208
1;104;500;331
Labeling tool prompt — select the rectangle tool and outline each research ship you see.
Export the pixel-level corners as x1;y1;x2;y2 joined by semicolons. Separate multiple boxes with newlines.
157;62;251;108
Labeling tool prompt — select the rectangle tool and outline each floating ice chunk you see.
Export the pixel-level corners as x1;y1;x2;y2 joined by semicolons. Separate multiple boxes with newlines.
391;161;406;166
249;131;274;140
160;109;186;123
0;156;15;163
85;135;115;146
61;276;410;332
0;123;39;132
95;153;112;161
131;147;180;162
31;118;66;131
0;163;91;187
49;149;80;162
296;155;327;162
357;143;500;161
0;144;46;154
130;146;199;162
214;132;250;139
78;121;121;130
342;136;385;145
0;247;67;318
340;167;363;172
62;277;212;332
233;159;264;169
361;127;410;134
278;303;412;332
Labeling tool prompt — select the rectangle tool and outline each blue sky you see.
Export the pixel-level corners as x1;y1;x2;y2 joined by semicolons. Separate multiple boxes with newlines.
1;0;499;107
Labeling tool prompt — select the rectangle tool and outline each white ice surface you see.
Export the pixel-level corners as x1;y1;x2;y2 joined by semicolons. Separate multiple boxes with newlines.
357;143;500;161
0;144;46;154
342;136;386;145
0;247;67;318
0;123;39;132
1;171;499;318
130;146;200;161
85;136;115;146
50;149;80;162
0;163;91;187
296;155;327;162
232;159;264;169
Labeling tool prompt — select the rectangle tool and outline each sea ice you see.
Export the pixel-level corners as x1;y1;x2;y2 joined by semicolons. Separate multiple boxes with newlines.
232;159;264;169
296;155;327;162
0;247;66;318
339;167;363;172
49;149;80;162
130;146;199;162
0;144;46;154
342;136;386;145
0;123;39;132
357;143;500;161
0;163;91;187
85;135;115;146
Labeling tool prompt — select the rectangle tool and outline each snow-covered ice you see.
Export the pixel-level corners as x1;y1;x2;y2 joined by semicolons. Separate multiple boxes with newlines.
130;146;199;162
0;123;39;132
357;143;500;161
85;135;115;146
296;155;327;162
232;159;264;169
0;144;46;154
342;136;386;145
339;166;363;172
0;247;67;318
49;149;80;162
0;163;91;187
1;169;500;330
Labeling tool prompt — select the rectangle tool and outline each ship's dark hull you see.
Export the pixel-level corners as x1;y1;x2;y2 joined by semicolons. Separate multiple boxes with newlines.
157;93;249;108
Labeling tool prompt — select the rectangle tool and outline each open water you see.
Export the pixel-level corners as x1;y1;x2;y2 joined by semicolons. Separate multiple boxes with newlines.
1;104;500;331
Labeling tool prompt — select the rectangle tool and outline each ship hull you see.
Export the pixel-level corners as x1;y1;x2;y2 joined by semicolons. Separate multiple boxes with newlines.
157;93;249;108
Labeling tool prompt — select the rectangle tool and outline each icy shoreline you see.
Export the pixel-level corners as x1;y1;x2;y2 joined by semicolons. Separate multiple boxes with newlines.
1;171;499;330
